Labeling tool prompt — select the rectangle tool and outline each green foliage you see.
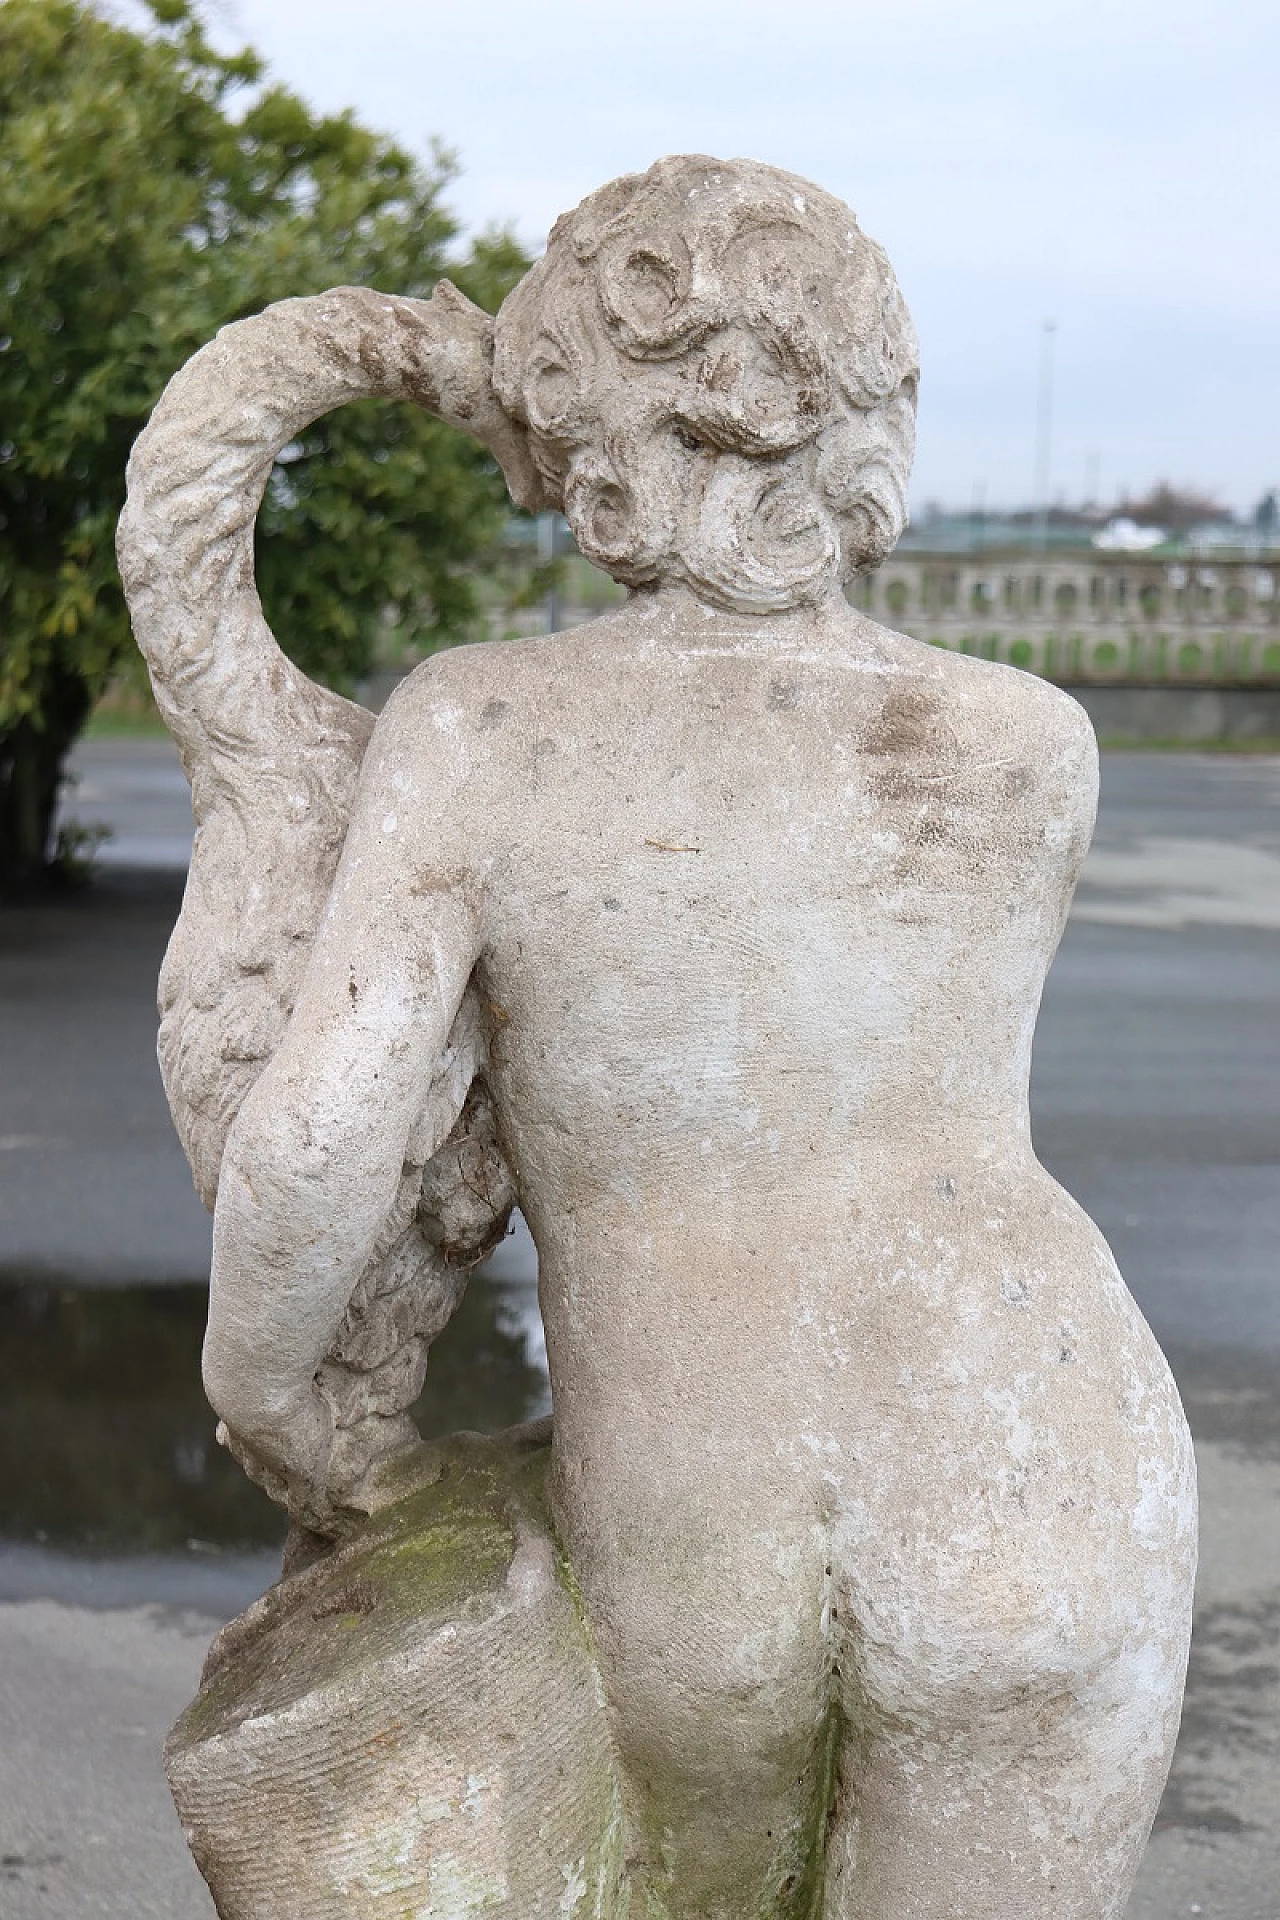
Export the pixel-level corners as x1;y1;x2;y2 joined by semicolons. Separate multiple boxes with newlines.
0;0;530;885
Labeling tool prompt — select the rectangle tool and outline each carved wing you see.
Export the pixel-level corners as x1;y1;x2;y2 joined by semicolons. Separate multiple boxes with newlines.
117;285;546;1531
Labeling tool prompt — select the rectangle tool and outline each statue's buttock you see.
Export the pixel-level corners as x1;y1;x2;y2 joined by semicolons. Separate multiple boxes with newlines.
120;155;1195;1920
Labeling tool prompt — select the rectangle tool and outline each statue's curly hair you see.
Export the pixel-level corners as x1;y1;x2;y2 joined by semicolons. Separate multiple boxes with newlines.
493;155;919;614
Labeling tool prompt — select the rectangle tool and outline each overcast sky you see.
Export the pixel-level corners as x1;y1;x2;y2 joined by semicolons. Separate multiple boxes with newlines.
202;0;1276;514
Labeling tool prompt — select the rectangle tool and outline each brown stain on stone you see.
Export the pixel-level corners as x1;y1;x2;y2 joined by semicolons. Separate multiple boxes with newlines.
864;683;942;760
862;683;954;810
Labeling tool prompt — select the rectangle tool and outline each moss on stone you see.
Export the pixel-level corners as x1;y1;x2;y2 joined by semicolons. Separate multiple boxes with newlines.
174;1425;559;1744
776;1697;847;1920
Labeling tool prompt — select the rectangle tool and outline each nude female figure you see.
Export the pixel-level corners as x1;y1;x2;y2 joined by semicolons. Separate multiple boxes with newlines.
120;157;1196;1919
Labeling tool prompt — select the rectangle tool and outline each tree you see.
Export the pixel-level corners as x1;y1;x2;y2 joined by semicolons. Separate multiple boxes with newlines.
0;0;530;892
1119;483;1233;533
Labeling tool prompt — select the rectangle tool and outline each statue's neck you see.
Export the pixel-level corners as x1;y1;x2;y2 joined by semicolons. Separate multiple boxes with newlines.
627;578;850;644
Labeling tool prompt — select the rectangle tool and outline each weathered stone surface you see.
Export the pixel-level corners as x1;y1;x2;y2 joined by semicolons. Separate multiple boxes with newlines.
167;1423;624;1918
119;155;1196;1918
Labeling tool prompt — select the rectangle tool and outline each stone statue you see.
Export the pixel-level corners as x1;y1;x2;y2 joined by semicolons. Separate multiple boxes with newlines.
118;157;1196;1919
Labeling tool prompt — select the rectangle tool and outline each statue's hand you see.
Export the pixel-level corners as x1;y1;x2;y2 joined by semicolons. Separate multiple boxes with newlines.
214;1383;336;1534
217;1387;447;1538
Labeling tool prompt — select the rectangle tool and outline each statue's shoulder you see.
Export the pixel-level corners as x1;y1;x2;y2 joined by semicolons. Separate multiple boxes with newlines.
948;647;1097;778
378;636;520;720
851;610;1097;775
371;614;641;762
368;637;547;767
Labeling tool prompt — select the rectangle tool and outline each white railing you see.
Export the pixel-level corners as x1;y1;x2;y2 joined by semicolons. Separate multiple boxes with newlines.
850;551;1280;685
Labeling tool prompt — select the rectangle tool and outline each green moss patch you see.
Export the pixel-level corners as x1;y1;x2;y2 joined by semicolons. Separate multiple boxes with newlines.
176;1425;556;1741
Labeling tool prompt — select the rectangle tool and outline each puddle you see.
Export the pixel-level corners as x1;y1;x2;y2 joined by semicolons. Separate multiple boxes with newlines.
0;1273;550;1553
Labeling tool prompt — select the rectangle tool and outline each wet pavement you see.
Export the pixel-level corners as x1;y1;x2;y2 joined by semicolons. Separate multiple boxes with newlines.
0;741;1277;1917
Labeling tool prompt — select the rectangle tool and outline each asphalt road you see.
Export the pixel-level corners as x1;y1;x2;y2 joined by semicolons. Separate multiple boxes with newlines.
0;739;1277;1918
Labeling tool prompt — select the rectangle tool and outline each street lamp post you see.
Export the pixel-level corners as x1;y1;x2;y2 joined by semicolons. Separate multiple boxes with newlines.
1033;319;1056;552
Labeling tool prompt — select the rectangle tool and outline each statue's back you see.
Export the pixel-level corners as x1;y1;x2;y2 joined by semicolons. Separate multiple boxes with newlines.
364;590;1196;1914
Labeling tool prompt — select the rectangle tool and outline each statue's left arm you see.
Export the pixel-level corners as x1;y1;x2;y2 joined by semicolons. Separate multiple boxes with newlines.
117;282;550;1533
201;698;483;1510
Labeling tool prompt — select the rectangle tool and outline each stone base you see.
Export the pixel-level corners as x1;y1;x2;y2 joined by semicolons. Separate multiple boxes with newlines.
166;1422;624;1919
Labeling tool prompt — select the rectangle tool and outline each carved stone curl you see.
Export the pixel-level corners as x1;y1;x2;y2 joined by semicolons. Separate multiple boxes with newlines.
119;157;1195;1920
